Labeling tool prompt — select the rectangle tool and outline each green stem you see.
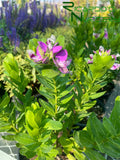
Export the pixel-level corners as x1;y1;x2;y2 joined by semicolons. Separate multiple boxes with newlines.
12;125;19;133
54;82;58;115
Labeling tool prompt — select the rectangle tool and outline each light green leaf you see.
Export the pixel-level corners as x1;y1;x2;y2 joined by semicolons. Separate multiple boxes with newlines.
59;84;75;98
61;93;74;104
56;35;65;48
44;120;63;130
42;69;59;78
26;110;39;128
90;91;106;99
15;133;35;145
39;99;55;116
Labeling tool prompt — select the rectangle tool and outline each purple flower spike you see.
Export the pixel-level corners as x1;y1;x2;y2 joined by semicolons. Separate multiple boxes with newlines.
0;37;3;47
111;63;120;70
55;49;68;61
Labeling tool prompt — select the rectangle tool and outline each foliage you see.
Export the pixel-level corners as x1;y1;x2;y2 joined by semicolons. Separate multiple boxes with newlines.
0;38;117;159
0;1;65;53
74;96;120;159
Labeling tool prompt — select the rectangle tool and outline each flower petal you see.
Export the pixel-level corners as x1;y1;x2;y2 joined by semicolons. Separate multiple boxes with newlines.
88;60;93;64
32;56;42;62
116;53;120;57
55;49;68;61
27;50;35;59
59;67;69;74
111;55;117;60
93;50;96;54
111;63;120;70
90;54;94;59
38;41;47;53
65;59;72;66
36;46;44;59
52;46;62;54
106;49;111;55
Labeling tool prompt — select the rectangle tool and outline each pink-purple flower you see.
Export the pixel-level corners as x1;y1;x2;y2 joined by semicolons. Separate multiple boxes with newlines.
111;63;120;70
28;35;71;74
93;32;100;38
104;29;108;39
87;46;120;71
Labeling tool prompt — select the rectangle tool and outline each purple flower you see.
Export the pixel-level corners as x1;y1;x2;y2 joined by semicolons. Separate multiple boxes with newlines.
93;32;100;38
53;58;72;74
7;27;20;48
111;63;120;70
111;55;117;60
99;46;104;55
90;54;94;59
27;50;43;62
87;59;93;64
0;37;3;47
0;28;4;36
28;35;71;73
104;29;108;39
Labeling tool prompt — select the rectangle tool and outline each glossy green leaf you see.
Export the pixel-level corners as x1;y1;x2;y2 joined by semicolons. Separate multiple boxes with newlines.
41;69;59;78
44;120;63;130
15;133;35;145
26;110;39;128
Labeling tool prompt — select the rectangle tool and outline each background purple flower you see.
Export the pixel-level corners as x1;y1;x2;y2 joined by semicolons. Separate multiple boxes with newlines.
0;37;3;47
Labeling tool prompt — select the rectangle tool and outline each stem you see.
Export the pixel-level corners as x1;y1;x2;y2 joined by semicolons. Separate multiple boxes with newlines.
12;125;19;133
54;82;58;115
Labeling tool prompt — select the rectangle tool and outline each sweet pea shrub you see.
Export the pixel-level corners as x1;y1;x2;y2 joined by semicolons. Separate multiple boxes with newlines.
0;35;120;159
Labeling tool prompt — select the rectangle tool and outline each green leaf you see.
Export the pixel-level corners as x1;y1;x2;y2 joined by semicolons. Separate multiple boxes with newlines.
59;137;73;151
59;84;75;98
77;47;84;56
56;35;65;48
26;110;39;128
60;93;74;104
41;144;53;153
90;91;106;99
20;148;36;159
73;149;87;160
44;120;63;130
87;113;106;142
73;131;82;147
37;75;54;89
0;94;10;109
2;135;15;141
29;38;38;52
41;69;59;78
85;149;105;160
103;117;116;136
39;99;55;116
0;125;11;132
79;130;94;148
110;96;120;133
25;142;41;151
15;133;35;145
